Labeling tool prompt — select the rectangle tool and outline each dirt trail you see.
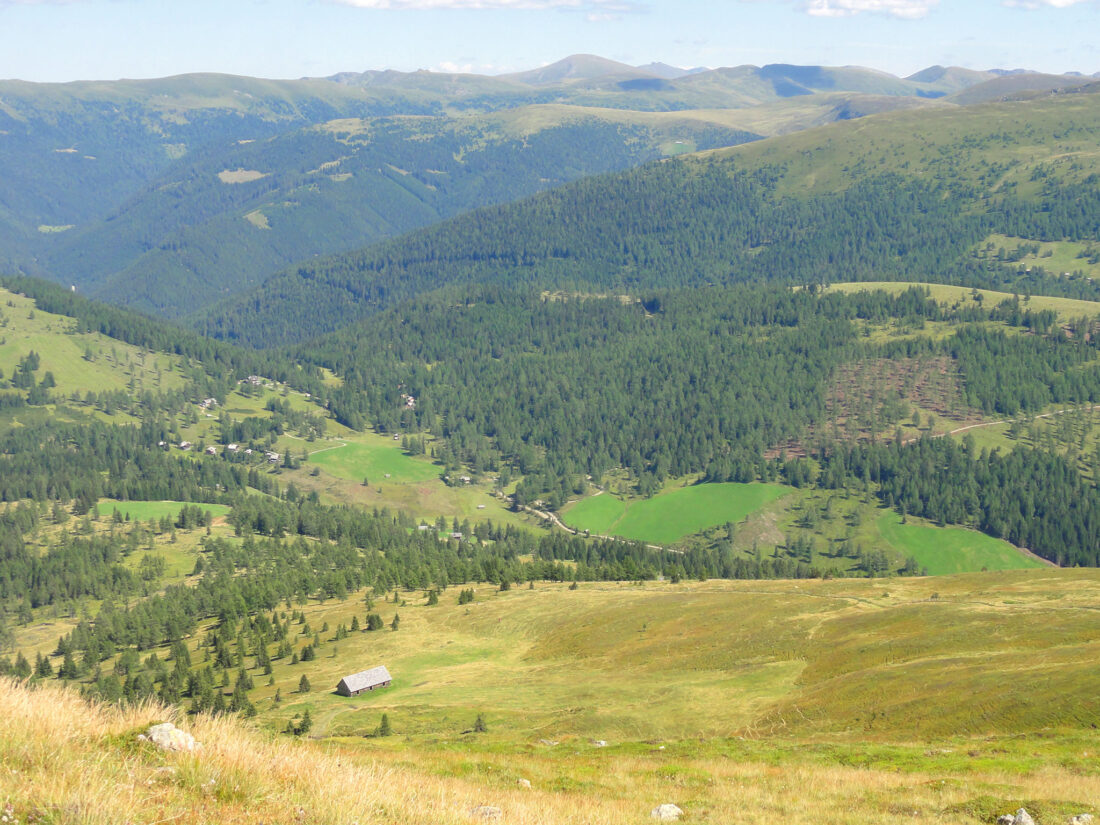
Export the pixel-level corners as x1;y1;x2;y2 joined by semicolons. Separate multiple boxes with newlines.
512;499;665;551
902;404;1100;446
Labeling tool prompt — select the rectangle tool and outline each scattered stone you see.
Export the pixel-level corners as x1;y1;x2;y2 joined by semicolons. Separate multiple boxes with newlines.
538;739;558;746
1001;810;1036;825
516;778;531;789
998;817;1014;825
592;740;607;748
651;804;683;821
469;806;502;821
143;722;201;753
1070;816;1095;825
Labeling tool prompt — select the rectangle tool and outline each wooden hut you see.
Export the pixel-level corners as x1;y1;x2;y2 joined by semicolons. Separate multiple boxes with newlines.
336;665;393;697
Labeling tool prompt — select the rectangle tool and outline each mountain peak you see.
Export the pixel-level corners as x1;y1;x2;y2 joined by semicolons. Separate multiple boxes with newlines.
502;54;654;86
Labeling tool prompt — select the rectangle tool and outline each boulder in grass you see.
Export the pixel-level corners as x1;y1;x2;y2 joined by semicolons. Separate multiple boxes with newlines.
1069;816;1094;825
469;806;502;821
142;722;201;753
651;803;683;821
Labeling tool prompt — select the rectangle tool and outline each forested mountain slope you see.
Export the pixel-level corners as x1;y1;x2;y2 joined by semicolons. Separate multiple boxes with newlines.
202;88;1100;347
43;112;759;317
3;58;1077;319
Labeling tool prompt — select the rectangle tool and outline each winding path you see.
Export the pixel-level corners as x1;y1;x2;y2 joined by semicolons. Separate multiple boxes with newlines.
902;404;1100;446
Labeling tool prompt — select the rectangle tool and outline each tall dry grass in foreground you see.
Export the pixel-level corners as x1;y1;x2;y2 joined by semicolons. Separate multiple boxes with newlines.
1;677;1096;824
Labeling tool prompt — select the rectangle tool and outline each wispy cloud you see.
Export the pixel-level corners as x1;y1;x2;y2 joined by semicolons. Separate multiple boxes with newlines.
804;0;939;18
328;0;639;9
1003;0;1092;8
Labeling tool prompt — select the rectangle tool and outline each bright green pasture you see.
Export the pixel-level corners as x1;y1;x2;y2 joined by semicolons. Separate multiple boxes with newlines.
876;512;1045;575
564;483;791;544
99;499;232;522
309;435;441;484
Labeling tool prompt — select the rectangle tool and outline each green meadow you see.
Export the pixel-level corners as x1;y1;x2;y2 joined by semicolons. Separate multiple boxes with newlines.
876;512;1046;575
0;287;184;397
308;434;442;484
98;499;232;522
564;482;791;544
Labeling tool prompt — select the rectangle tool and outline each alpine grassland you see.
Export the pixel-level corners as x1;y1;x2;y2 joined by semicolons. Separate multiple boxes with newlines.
96;500;233;523
307;433;442;484
4;573;1099;825
562;482;791;543
873;512;1047;575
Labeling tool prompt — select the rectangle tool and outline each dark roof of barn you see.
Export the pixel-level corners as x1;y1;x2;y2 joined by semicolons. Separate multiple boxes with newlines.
338;665;392;692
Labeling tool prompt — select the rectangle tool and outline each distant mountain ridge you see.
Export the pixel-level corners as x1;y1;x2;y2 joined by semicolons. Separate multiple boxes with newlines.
2;54;1095;320
201;85;1100;347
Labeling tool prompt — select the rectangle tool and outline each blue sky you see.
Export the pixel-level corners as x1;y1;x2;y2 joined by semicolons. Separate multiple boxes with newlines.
0;0;1096;82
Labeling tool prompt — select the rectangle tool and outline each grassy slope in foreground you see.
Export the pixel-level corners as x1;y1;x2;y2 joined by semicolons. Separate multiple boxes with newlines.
563;482;790;543
876;511;1046;575
3;673;1096;825
7;572;1100;825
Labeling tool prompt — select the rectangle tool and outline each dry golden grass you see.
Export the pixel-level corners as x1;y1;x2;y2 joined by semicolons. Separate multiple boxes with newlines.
2;677;1096;825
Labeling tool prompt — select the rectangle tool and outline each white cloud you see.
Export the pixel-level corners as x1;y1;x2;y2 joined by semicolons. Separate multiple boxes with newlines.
432;60;515;72
329;0;636;9
1003;0;1092;8
804;0;939;18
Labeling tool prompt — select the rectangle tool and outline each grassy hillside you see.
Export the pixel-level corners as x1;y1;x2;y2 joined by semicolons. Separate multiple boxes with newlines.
713;86;1100;198
5;573;1098;825
246;573;1100;741
873;512;1046;575
0;286;186;397
563;482;790;543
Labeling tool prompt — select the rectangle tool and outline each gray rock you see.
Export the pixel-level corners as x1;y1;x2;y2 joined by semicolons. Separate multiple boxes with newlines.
1070;816;1094;825
998;817;1015;825
1013;810;1036;825
651;804;683;821
592;739;607;748
516;778;531;789
469;806;502;821
144;722;201;753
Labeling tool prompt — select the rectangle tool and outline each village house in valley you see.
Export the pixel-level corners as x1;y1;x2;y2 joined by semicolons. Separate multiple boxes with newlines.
336;665;393;697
